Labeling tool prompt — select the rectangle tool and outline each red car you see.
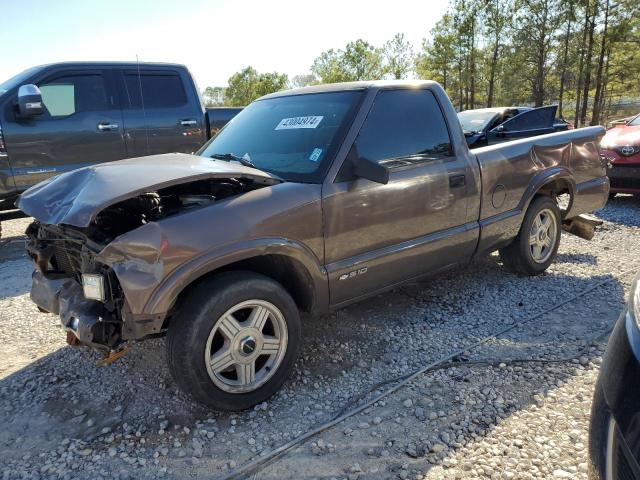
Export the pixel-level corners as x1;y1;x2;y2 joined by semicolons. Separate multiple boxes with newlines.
601;114;640;195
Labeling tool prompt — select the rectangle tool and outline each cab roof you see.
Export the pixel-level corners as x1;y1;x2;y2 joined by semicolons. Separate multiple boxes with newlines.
259;80;441;100
31;61;187;70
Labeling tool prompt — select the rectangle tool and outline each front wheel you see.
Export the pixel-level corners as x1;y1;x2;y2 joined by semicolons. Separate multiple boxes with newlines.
499;196;561;275
166;271;301;410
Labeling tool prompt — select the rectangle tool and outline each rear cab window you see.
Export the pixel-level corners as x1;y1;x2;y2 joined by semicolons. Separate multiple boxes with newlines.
123;73;187;108
354;89;453;168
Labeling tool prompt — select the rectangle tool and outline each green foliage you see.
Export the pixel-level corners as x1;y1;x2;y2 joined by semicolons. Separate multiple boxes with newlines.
416;15;457;89
202;86;226;107
225;67;288;107
416;0;640;124
204;0;640;123
343;40;384;80
382;33;414;79
311;40;384;83
311;49;352;83
255;72;289;98
290;74;318;89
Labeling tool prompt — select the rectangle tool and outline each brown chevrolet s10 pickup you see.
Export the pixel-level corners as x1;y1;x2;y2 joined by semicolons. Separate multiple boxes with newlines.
18;80;609;410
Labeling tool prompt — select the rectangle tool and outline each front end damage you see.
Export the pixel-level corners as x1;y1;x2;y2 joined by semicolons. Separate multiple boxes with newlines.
21;155;281;351
27;222;125;350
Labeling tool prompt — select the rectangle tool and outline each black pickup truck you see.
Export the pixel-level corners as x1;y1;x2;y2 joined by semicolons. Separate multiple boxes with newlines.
0;62;241;236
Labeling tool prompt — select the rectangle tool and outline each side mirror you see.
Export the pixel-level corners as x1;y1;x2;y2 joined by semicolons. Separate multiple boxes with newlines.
353;155;389;184
18;84;44;117
495;124;505;133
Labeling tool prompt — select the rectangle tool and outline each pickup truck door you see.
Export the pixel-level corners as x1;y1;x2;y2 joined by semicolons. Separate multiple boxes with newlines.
117;69;207;157
1;69;127;190
487;105;557;145
322;88;478;306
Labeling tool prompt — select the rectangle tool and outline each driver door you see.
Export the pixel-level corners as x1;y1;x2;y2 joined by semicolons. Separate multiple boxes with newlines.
2;69;126;190
322;88;478;306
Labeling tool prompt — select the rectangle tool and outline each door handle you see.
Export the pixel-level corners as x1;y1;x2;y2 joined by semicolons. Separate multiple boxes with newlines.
180;119;198;126
449;174;466;188
97;123;119;131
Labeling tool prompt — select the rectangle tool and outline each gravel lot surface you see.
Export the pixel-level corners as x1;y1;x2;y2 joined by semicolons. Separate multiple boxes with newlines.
0;195;639;480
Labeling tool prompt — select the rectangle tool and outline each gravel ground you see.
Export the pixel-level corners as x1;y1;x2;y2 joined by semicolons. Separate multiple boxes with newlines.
0;194;639;480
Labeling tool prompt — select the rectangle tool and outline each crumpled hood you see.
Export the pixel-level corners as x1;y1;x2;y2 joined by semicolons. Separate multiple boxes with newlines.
17;153;280;227
602;125;640;146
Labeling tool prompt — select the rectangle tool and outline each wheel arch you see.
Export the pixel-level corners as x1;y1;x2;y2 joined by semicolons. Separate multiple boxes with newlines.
144;239;329;325
523;168;576;219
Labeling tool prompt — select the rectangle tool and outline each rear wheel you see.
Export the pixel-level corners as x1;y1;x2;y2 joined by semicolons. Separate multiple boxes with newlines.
499;196;561;275
166;271;301;410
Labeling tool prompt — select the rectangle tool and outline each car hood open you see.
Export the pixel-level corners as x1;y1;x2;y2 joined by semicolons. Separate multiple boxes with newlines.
16;153;281;228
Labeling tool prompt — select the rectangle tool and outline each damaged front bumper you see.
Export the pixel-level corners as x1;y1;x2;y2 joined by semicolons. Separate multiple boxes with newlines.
26;221;169;349
31;271;119;350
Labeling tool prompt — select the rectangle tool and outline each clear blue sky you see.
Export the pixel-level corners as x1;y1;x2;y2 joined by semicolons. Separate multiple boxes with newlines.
1;0;450;88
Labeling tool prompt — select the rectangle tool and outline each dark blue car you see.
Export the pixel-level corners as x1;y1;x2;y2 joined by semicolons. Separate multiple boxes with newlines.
589;274;640;479
458;105;563;149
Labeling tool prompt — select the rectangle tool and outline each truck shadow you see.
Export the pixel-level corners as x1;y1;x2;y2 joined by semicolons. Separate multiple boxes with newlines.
0;243;32;299
0;218;31;299
555;252;598;266
0;253;628;478
0;237;26;262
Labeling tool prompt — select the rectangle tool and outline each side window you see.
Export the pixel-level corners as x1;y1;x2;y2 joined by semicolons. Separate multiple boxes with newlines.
487;115;504;131
39;75;109;117
497;106;557;131
124;73;187;109
355;89;453;165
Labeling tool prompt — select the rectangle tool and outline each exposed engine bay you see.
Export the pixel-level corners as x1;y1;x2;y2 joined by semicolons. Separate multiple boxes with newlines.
89;177;266;244
24;176;270;350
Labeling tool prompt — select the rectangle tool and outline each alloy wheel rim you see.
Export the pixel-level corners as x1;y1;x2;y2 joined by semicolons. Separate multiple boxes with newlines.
204;300;288;393
528;208;557;264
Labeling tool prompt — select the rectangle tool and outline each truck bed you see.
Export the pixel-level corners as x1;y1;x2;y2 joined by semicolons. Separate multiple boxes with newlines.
473;126;608;253
206;107;243;137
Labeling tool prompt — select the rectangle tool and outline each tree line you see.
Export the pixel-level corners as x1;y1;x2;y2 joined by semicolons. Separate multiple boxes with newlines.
203;0;640;127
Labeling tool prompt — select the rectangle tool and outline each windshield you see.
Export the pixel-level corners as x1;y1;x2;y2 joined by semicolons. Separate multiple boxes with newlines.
0;66;42;96
457;110;498;133
629;114;640;126
198;91;362;183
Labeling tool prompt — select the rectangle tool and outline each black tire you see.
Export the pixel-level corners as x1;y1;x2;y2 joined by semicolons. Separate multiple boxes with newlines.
499;196;561;276
166;271;301;411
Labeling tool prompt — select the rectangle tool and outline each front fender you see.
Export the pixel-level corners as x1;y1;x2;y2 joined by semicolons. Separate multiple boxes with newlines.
131;237;328;318
94;181;325;320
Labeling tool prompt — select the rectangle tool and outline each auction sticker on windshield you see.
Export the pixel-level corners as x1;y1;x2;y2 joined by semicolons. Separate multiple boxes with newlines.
275;116;324;130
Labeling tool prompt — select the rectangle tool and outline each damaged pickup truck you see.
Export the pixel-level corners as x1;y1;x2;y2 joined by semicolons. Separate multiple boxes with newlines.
18;81;609;410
